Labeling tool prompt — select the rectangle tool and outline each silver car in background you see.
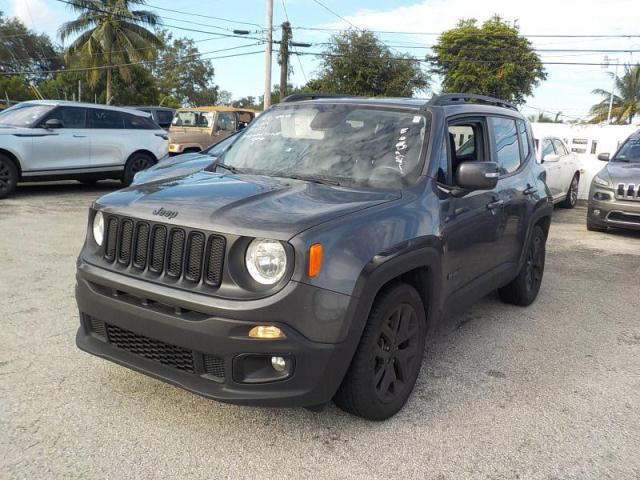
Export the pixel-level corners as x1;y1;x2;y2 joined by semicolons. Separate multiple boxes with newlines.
0;100;169;198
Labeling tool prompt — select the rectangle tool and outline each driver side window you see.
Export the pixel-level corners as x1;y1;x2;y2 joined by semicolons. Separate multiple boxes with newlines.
440;120;485;186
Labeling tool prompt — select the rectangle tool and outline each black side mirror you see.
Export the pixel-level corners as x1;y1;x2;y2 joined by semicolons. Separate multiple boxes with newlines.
44;118;63;129
597;152;610;161
456;161;499;191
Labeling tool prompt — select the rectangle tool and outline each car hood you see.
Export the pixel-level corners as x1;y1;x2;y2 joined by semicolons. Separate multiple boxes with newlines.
132;153;214;185
0;125;34;135
605;162;640;183
96;171;401;240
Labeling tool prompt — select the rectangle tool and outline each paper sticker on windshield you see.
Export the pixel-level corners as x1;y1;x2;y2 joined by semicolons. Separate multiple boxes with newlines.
412;116;421;123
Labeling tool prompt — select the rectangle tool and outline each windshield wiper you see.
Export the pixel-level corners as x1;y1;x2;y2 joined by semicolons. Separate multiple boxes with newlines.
278;173;341;186
215;162;243;174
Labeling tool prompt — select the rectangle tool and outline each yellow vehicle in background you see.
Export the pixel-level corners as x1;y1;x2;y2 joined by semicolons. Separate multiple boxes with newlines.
168;106;257;154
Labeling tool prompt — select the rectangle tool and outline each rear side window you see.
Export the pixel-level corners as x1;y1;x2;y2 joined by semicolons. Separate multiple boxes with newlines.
89;109;124;129
124;113;157;129
489;117;521;174
156;110;174;126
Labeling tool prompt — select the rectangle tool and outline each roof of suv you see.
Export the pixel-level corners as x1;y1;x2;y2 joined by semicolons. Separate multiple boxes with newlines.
20;100;151;117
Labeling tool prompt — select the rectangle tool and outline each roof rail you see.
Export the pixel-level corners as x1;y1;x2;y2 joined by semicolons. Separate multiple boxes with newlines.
428;93;518;111
281;93;354;103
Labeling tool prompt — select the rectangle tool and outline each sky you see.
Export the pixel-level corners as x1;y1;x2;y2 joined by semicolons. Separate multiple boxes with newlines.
2;0;639;120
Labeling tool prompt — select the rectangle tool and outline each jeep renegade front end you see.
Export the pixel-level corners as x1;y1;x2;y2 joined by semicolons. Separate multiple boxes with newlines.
75;94;553;420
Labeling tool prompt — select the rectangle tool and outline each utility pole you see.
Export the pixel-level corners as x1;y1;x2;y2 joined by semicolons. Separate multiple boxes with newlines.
263;0;273;110
602;55;619;125
279;22;292;101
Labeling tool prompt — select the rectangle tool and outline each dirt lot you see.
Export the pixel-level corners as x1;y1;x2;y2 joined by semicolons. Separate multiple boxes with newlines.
1;182;639;479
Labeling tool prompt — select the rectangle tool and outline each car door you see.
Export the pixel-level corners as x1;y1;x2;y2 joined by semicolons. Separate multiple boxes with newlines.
438;117;503;296
488;116;532;269
540;137;563;198
29;106;91;172
88;108;127;168
551;138;574;196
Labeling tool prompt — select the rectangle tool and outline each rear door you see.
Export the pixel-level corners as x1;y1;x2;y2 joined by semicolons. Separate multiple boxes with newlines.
29;106;91;172
551;138;575;195
487;116;532;268
87;108;127;168
540;137;563;198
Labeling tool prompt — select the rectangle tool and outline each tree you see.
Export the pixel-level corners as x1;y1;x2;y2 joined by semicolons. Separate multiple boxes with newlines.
151;31;220;106
59;0;162;104
307;30;429;97
528;111;563;123
589;64;640;124
429;16;547;105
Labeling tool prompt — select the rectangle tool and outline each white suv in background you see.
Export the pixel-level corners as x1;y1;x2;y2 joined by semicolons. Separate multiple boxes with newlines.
536;136;581;208
0;100;169;198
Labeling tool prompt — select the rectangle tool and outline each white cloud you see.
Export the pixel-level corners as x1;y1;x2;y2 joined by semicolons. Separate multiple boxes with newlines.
6;0;64;39
315;0;639;118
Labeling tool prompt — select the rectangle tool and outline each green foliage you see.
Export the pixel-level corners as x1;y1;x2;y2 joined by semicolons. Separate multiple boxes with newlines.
59;0;163;102
151;31;219;107
0;75;32;101
307;30;429;97
429;16;546;105
590;64;640;124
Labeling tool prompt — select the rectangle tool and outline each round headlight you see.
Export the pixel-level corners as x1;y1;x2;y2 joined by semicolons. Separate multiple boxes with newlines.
93;211;104;246
245;238;287;285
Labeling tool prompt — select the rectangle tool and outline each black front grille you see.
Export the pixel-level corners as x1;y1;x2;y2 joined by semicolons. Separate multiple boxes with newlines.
84;315;225;379
106;323;196;373
102;215;225;289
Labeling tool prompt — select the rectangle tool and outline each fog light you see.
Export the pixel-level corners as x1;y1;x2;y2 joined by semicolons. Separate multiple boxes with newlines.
271;356;287;372
248;325;286;339
593;209;601;217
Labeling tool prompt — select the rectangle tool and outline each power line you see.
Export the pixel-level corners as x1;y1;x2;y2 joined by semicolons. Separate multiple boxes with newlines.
310;0;359;31
129;0;263;28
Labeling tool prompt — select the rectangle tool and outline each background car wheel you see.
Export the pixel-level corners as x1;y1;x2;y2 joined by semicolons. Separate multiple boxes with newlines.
587;220;607;232
334;282;427;421
499;225;546;306
561;174;579;209
0;154;19;199
122;153;155;186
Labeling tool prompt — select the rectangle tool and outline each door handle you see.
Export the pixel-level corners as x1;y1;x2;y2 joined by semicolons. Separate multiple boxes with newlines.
73;134;87;138
486;199;504;210
523;184;538;195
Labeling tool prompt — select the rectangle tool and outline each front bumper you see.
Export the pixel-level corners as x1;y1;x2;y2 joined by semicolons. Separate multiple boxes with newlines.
75;262;357;407
587;192;640;231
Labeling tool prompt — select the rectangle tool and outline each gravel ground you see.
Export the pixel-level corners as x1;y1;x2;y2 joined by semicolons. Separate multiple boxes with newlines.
1;182;639;480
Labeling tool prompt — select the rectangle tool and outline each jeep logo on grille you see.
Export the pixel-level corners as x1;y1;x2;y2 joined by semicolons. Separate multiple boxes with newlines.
152;207;179;220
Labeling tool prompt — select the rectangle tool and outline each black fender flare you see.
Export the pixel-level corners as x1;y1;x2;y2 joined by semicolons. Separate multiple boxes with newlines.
518;199;553;269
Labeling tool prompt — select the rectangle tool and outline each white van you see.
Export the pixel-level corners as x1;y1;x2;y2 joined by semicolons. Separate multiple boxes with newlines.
0;100;169;198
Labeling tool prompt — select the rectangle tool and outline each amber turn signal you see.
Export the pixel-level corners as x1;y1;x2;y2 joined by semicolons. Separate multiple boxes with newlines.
248;325;286;339
308;243;323;278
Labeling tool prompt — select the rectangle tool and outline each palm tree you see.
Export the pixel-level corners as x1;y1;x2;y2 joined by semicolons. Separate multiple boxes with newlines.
59;0;162;104
590;64;640;125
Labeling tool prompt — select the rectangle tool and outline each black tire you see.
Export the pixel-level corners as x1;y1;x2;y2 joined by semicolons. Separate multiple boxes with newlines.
561;174;579;209
122;153;155;186
334;283;427;421
587;219;607;232
499;225;546;306
0;154;19;199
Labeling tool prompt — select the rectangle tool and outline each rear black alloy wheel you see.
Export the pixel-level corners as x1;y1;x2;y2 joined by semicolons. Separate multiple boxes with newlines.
498;225;546;306
123;153;155;186
561;174;579;208
0;155;18;199
334;283;427;420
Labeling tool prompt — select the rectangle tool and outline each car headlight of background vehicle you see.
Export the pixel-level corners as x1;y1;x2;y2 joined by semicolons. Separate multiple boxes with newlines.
92;211;104;246
245;238;287;285
593;174;610;187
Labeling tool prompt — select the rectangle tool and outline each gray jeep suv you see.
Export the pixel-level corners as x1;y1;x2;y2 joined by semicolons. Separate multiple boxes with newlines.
588;129;640;232
75;94;553;420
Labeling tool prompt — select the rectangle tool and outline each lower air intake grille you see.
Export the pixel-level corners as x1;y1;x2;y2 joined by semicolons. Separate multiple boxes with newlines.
203;354;225;378
106;323;196;373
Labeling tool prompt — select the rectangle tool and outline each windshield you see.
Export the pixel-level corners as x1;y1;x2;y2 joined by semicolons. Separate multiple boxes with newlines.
171;110;214;128
0;103;54;127
613;136;640;163
219;104;428;187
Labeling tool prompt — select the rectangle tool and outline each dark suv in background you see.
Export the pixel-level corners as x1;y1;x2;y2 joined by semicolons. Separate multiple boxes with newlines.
75;94;553;420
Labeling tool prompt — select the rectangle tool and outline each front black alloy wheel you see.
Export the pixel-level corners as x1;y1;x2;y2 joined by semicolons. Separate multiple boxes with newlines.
561;174;579;209
122;153;155;186
0;155;18;199
499;225;546;306
334;283;427;420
